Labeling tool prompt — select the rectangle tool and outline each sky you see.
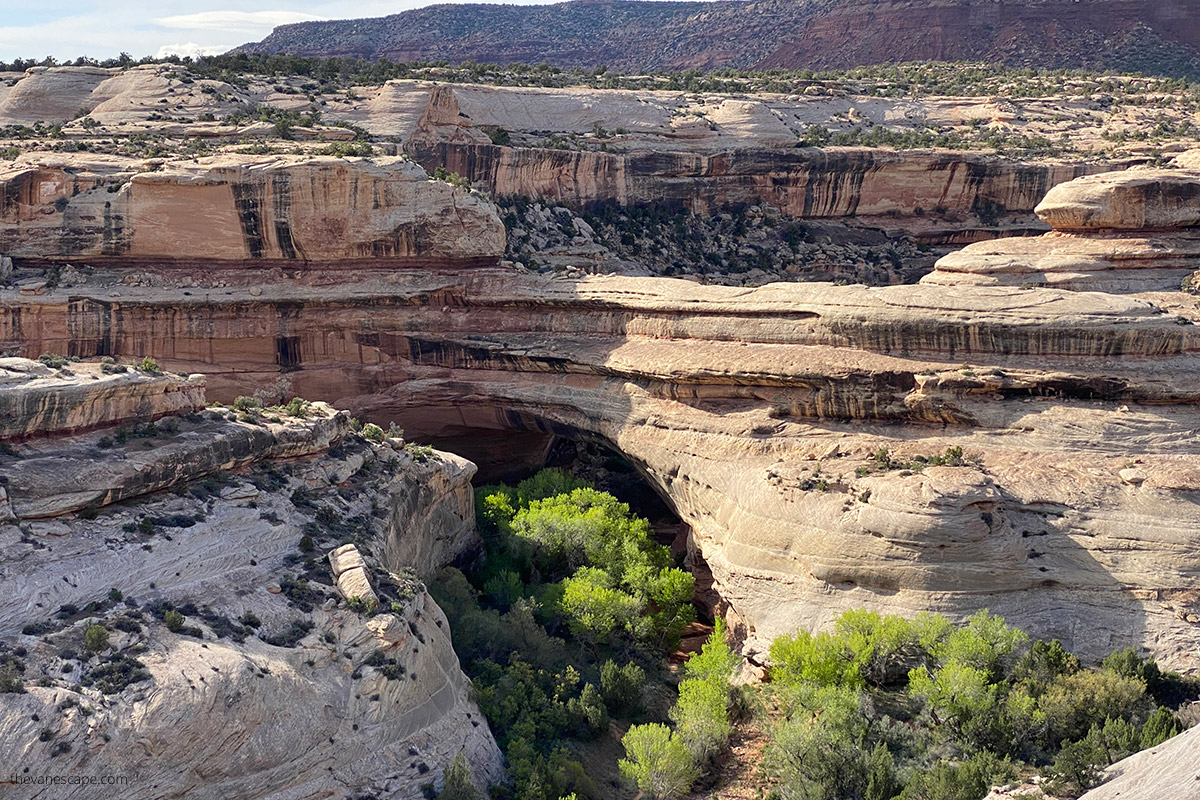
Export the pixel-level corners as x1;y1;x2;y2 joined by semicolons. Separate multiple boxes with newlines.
0;0;555;62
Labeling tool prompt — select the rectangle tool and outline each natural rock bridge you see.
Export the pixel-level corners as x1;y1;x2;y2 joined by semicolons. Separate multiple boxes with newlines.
5;154;1200;666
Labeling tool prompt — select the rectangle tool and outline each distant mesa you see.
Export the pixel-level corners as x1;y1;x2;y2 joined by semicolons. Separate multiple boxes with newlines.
236;0;1200;78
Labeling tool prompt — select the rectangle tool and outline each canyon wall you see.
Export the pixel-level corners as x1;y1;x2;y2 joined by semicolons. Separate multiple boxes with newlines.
411;138;1093;221
0;154;503;268
0;69;1135;244
5;153;1200;675
0;360;502;798
405;83;1111;226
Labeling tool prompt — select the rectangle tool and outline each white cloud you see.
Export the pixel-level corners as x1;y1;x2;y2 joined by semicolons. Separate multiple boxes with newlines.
154;42;231;59
154;10;326;32
0;1;570;62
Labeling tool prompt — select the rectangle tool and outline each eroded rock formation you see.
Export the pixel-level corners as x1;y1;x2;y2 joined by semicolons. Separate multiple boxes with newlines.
1078;721;1200;799
4;152;1200;679
0;154;503;268
0;358;204;441
406;83;1108;228
0;359;502;798
924;154;1200;292
0;67;1147;247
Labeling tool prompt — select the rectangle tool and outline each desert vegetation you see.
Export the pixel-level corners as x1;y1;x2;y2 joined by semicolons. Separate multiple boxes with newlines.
6;54;1197;103
429;468;1198;800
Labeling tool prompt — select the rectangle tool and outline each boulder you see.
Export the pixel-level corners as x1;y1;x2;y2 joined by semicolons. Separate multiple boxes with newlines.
1035;168;1200;231
328;543;367;577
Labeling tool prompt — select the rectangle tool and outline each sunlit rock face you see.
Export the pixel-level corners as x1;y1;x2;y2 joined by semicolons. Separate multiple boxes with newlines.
0;362;502;798
923;152;1200;293
0;154;504;267
406;83;1104;223
5;154;1200;676
1078;722;1200;800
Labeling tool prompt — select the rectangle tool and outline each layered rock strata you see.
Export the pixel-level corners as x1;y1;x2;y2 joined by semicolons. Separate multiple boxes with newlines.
0;370;502;798
0;358;204;440
6;264;1200;669
0;69;1149;244
6;154;1200;676
923;157;1200;292
406;83;1109;225
0;154;503;268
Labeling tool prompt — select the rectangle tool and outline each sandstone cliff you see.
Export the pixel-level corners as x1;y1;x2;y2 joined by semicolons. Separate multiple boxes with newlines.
6;154;1200;679
0;154;503;268
923;153;1200;292
1;66;1156;247
405;82;1109;225
0;358;204;441
0;363;502;798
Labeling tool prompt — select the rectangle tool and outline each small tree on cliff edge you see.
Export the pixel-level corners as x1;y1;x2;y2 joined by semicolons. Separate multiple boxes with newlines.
436;751;482;800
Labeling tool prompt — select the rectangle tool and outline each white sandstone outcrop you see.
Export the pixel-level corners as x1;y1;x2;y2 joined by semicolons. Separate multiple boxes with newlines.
0;376;502;798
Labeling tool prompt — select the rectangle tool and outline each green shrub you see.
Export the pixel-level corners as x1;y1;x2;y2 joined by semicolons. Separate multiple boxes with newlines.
670;621;737;763
318;140;375;157
567;682;608;737
0;663;24;693
232;395;262;412
81;654;151;694
560;567;640;645
764;684;874;800
38;353;69;369
283;396;311;417
901;751;1016;800
1039;668;1150;745
1139;706;1183;749
932;610;1028;682
770;628;864;690
261;619;315;647
619;723;698;800
83;623;110;654
137;356;162;375
432;166;470;188
600;659;646;716
436;751;482;800
484;126;511;146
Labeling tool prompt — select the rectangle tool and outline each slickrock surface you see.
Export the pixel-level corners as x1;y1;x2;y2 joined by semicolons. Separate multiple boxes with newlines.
1078;722;1200;799
922;152;1200;292
0;154;503;267
6;155;1200;676
1036;168;1200;231
3;402;348;520
0;358;204;440
0;383;501;797
0;66;1160;242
